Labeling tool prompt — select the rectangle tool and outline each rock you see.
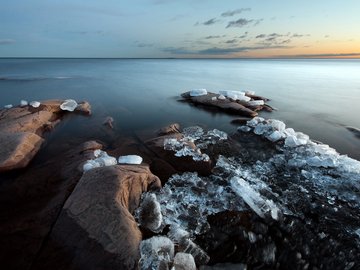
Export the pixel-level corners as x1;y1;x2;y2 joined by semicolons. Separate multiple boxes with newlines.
33;165;161;270
138;193;163;232
0;99;92;172
230;117;251;125
181;91;258;117
157;123;181;136
103;116;114;129
0;132;44;172
75;101;91;115
0;141;103;270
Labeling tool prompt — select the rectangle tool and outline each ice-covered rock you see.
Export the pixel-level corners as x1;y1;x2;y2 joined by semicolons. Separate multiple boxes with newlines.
190;89;207;97
248;100;264;106
230;176;280;220
118;155;143;164
238;95;251;102
238;126;251;132
4;104;13;109
60;99;78;111
137;193;163;232
245;90;255;95
20;100;28;107
82;150;117;172
29;101;41;108
207;129;228;140
139;236;174;270
217;94;226;100
172;253;196;270
268;119;286;132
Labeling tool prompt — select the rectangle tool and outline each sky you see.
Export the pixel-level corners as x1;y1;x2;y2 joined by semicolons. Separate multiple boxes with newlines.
0;0;359;58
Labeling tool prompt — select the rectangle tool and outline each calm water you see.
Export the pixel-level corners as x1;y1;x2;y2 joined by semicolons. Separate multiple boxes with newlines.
1;58;360;160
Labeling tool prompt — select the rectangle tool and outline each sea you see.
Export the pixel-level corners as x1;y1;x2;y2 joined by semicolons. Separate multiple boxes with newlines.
1;58;360;160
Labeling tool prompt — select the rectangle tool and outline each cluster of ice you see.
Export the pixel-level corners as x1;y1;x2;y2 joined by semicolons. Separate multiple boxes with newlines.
60;99;78;111
139;236;174;270
218;90;251;102
118;155;143;164
172;252;196;270
217;94;226;100
82;150;117;172
163;126;227;162
190;89;207;97
3;100;41;109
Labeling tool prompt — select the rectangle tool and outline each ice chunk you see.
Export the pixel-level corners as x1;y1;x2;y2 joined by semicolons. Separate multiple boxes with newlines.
207;129;228;140
245;90;255;95
29;101;41;108
284;135;301;147
247;117;265;127
211;96;217;101
118;155;143;164
238;126;251;132
217;94;226;100
307;156;336;168
283;128;296;136
139;236;174;270
20;100;28;107
248;231;257;243
4;104;13;109
254;123;271;135
237;95;251;102
295;132;310;145
83;150;117;172
230;176;280;220
182;126;204;140
267;131;282;142
178;238;210;265
138;193;163;232
268;119;286;132
172;253;196;270
190;89;207;97
218;90;246;101
60;99;78;111
355;228;360;238
168;225;190;243
248;100;264;106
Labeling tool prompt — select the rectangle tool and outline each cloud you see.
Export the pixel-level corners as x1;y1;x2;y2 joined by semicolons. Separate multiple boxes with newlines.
221;8;251;17
202;18;219;26
238;32;248;39
292;33;310;38
0;39;15;45
205;35;221;39
225;39;238;44
226;18;262;28
256;34;266;38
162;45;292;55
278;52;360;58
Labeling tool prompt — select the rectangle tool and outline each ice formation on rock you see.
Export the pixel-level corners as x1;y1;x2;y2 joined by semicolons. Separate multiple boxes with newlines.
248;100;264;106
29;101;41;108
163;126;228;162
20;100;28;107
60;99;78;111
190;89;207;97
4;104;13;109
118;155;143;164
211;97;217;101
217;94;226;100
139;236;174;270
137;193;163;232
245;90;255;95
171;252;196;270
218;90;246;101
82;150;117;172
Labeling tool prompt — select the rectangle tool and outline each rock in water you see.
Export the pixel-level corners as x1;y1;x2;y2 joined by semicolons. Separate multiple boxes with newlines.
60;99;78;111
138;193;163;232
172;253;196;270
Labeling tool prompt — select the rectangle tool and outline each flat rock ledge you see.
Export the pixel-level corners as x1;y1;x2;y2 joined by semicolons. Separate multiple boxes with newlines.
33;165;161;270
0;99;91;172
181;91;272;117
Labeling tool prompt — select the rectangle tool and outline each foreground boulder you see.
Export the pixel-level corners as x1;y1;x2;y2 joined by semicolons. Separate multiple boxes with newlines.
32;165;161;270
0;100;91;172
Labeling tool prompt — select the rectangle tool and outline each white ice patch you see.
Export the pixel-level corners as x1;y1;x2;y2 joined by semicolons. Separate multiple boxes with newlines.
118;155;143;164
218;90;247;101
20;100;28;107
211;96;217;101
190;89;207;97
217;94;226;100
4;104;13;109
60;99;78;111
82;150;117;172
29;101;41;108
245;90;255;95
248;100;264;106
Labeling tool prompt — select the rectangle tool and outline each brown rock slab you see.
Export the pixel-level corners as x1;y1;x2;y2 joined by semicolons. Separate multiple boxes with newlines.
157;123;181;136
33;165;161;270
181;91;258;117
0;132;44;172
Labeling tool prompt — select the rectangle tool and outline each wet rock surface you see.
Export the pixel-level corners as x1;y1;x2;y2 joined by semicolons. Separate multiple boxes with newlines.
0;99;91;172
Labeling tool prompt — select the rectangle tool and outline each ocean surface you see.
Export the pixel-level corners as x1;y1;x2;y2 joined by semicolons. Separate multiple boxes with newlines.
1;58;360;160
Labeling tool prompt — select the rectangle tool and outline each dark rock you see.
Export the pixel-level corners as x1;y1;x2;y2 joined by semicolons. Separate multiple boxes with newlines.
103;116;114;129
230;117;251;125
32;165;161;270
157;123;181;136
